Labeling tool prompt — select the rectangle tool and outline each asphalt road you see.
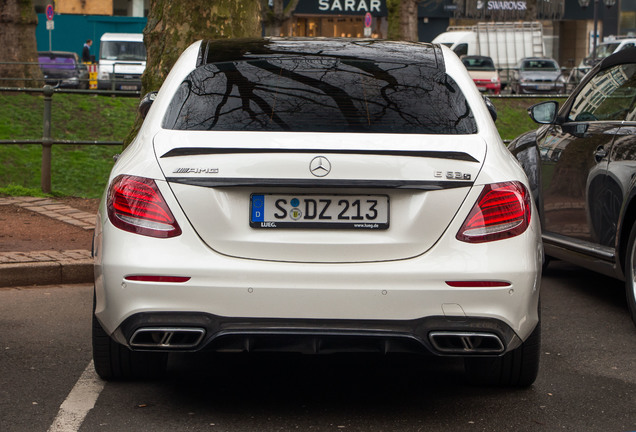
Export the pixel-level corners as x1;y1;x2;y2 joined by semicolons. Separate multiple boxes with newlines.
1;260;634;432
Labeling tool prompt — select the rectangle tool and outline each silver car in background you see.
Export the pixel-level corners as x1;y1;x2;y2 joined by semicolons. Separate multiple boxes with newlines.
511;57;565;95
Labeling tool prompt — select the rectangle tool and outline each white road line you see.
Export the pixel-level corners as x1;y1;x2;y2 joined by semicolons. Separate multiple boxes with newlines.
47;360;105;432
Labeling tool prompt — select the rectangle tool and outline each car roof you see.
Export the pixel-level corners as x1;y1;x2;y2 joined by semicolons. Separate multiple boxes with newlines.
462;55;492;60
196;38;445;71
100;33;143;42
38;51;78;57
519;57;556;61
601;38;636;45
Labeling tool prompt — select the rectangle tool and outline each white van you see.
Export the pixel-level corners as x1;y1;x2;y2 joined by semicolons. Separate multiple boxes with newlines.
97;33;146;91
432;22;545;71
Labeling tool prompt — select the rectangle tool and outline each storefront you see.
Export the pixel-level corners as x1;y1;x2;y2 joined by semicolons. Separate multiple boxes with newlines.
286;0;389;38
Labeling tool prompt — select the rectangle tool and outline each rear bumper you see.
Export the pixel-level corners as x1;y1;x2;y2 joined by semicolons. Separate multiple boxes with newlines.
474;82;501;95
519;83;564;94
94;178;543;351
112;312;524;356
94;222;542;349
97;78;141;91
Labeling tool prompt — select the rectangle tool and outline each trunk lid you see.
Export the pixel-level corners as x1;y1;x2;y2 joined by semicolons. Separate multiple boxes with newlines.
154;130;486;263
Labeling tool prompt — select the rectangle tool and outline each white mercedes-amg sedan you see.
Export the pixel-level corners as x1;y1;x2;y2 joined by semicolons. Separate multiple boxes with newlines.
92;38;542;386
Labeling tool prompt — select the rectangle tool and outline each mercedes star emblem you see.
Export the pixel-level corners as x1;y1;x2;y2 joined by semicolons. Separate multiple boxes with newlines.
309;156;331;177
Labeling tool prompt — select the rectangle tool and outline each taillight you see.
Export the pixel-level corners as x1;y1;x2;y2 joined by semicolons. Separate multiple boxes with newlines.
107;175;182;238
456;181;531;243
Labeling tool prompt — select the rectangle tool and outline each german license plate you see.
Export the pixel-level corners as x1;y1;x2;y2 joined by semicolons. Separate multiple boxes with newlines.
250;194;389;229
537;84;553;90
120;85;137;91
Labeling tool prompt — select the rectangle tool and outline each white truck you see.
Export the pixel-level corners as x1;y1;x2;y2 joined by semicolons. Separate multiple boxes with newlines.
432;22;545;71
97;33;146;91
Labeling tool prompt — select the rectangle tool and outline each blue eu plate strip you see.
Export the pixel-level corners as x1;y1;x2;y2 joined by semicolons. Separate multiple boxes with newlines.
251;194;264;222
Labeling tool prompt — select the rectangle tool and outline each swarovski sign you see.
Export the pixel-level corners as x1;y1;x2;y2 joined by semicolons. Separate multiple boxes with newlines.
456;0;564;19
459;0;528;19
485;1;527;10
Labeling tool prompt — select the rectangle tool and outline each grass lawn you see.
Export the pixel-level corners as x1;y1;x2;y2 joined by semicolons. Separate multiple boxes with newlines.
0;91;557;198
0;92;136;198
491;96;565;142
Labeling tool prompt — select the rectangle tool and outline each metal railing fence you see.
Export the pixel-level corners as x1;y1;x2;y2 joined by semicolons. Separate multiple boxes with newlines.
0;85;131;193
0;60;144;91
0;83;572;194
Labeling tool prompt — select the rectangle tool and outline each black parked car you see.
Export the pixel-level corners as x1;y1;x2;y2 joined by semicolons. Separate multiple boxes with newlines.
38;51;89;89
509;47;636;326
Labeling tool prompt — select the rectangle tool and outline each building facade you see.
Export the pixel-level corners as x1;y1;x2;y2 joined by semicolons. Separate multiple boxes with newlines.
418;0;636;66
32;0;636;69
33;0;148;17
274;0;389;38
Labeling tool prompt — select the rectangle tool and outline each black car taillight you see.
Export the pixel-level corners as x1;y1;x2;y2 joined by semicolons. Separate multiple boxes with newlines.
107;175;182;238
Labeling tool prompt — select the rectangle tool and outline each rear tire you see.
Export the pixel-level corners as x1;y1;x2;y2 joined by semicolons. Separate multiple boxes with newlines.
623;223;636;327
464;320;541;387
92;293;168;380
542;255;552;272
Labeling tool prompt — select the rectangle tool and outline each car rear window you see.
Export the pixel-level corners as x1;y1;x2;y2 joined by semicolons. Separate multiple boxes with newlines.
521;60;558;71
38;56;76;69
162;58;477;134
462;57;495;71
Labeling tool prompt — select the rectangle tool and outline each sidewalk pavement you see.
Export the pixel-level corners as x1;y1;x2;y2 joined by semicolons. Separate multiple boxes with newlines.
0;197;94;287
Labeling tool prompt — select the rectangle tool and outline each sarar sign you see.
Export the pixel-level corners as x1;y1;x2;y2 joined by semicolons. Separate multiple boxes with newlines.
295;0;388;15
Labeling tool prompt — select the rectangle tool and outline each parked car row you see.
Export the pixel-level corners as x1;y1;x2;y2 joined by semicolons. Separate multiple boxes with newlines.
36;33;146;91
460;54;567;95
509;47;636;327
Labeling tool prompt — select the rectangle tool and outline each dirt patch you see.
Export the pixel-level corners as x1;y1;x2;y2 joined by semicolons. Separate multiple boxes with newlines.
57;197;101;213
0;197;100;253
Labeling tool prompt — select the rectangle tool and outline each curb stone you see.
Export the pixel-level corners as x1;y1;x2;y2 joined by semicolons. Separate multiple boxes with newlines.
0;197;94;287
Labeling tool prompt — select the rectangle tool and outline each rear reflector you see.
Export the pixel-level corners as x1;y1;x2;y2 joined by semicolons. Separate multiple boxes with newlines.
107;175;182;238
125;275;191;283
457;181;531;243
446;281;511;287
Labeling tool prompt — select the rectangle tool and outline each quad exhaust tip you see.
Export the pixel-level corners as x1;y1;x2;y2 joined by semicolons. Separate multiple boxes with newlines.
128;328;504;354
429;331;504;354
130;327;205;349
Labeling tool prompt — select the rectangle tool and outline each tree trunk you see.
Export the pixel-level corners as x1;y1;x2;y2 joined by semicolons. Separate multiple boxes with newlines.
126;0;262;145
142;0;262;94
262;0;299;37
386;0;401;40
399;0;418;42
0;0;42;88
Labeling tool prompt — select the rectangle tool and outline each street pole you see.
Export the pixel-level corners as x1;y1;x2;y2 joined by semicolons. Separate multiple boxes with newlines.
41;85;53;194
592;0;599;61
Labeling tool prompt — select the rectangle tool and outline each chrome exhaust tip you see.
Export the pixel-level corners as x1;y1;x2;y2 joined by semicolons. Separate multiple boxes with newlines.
429;331;504;354
130;327;205;349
